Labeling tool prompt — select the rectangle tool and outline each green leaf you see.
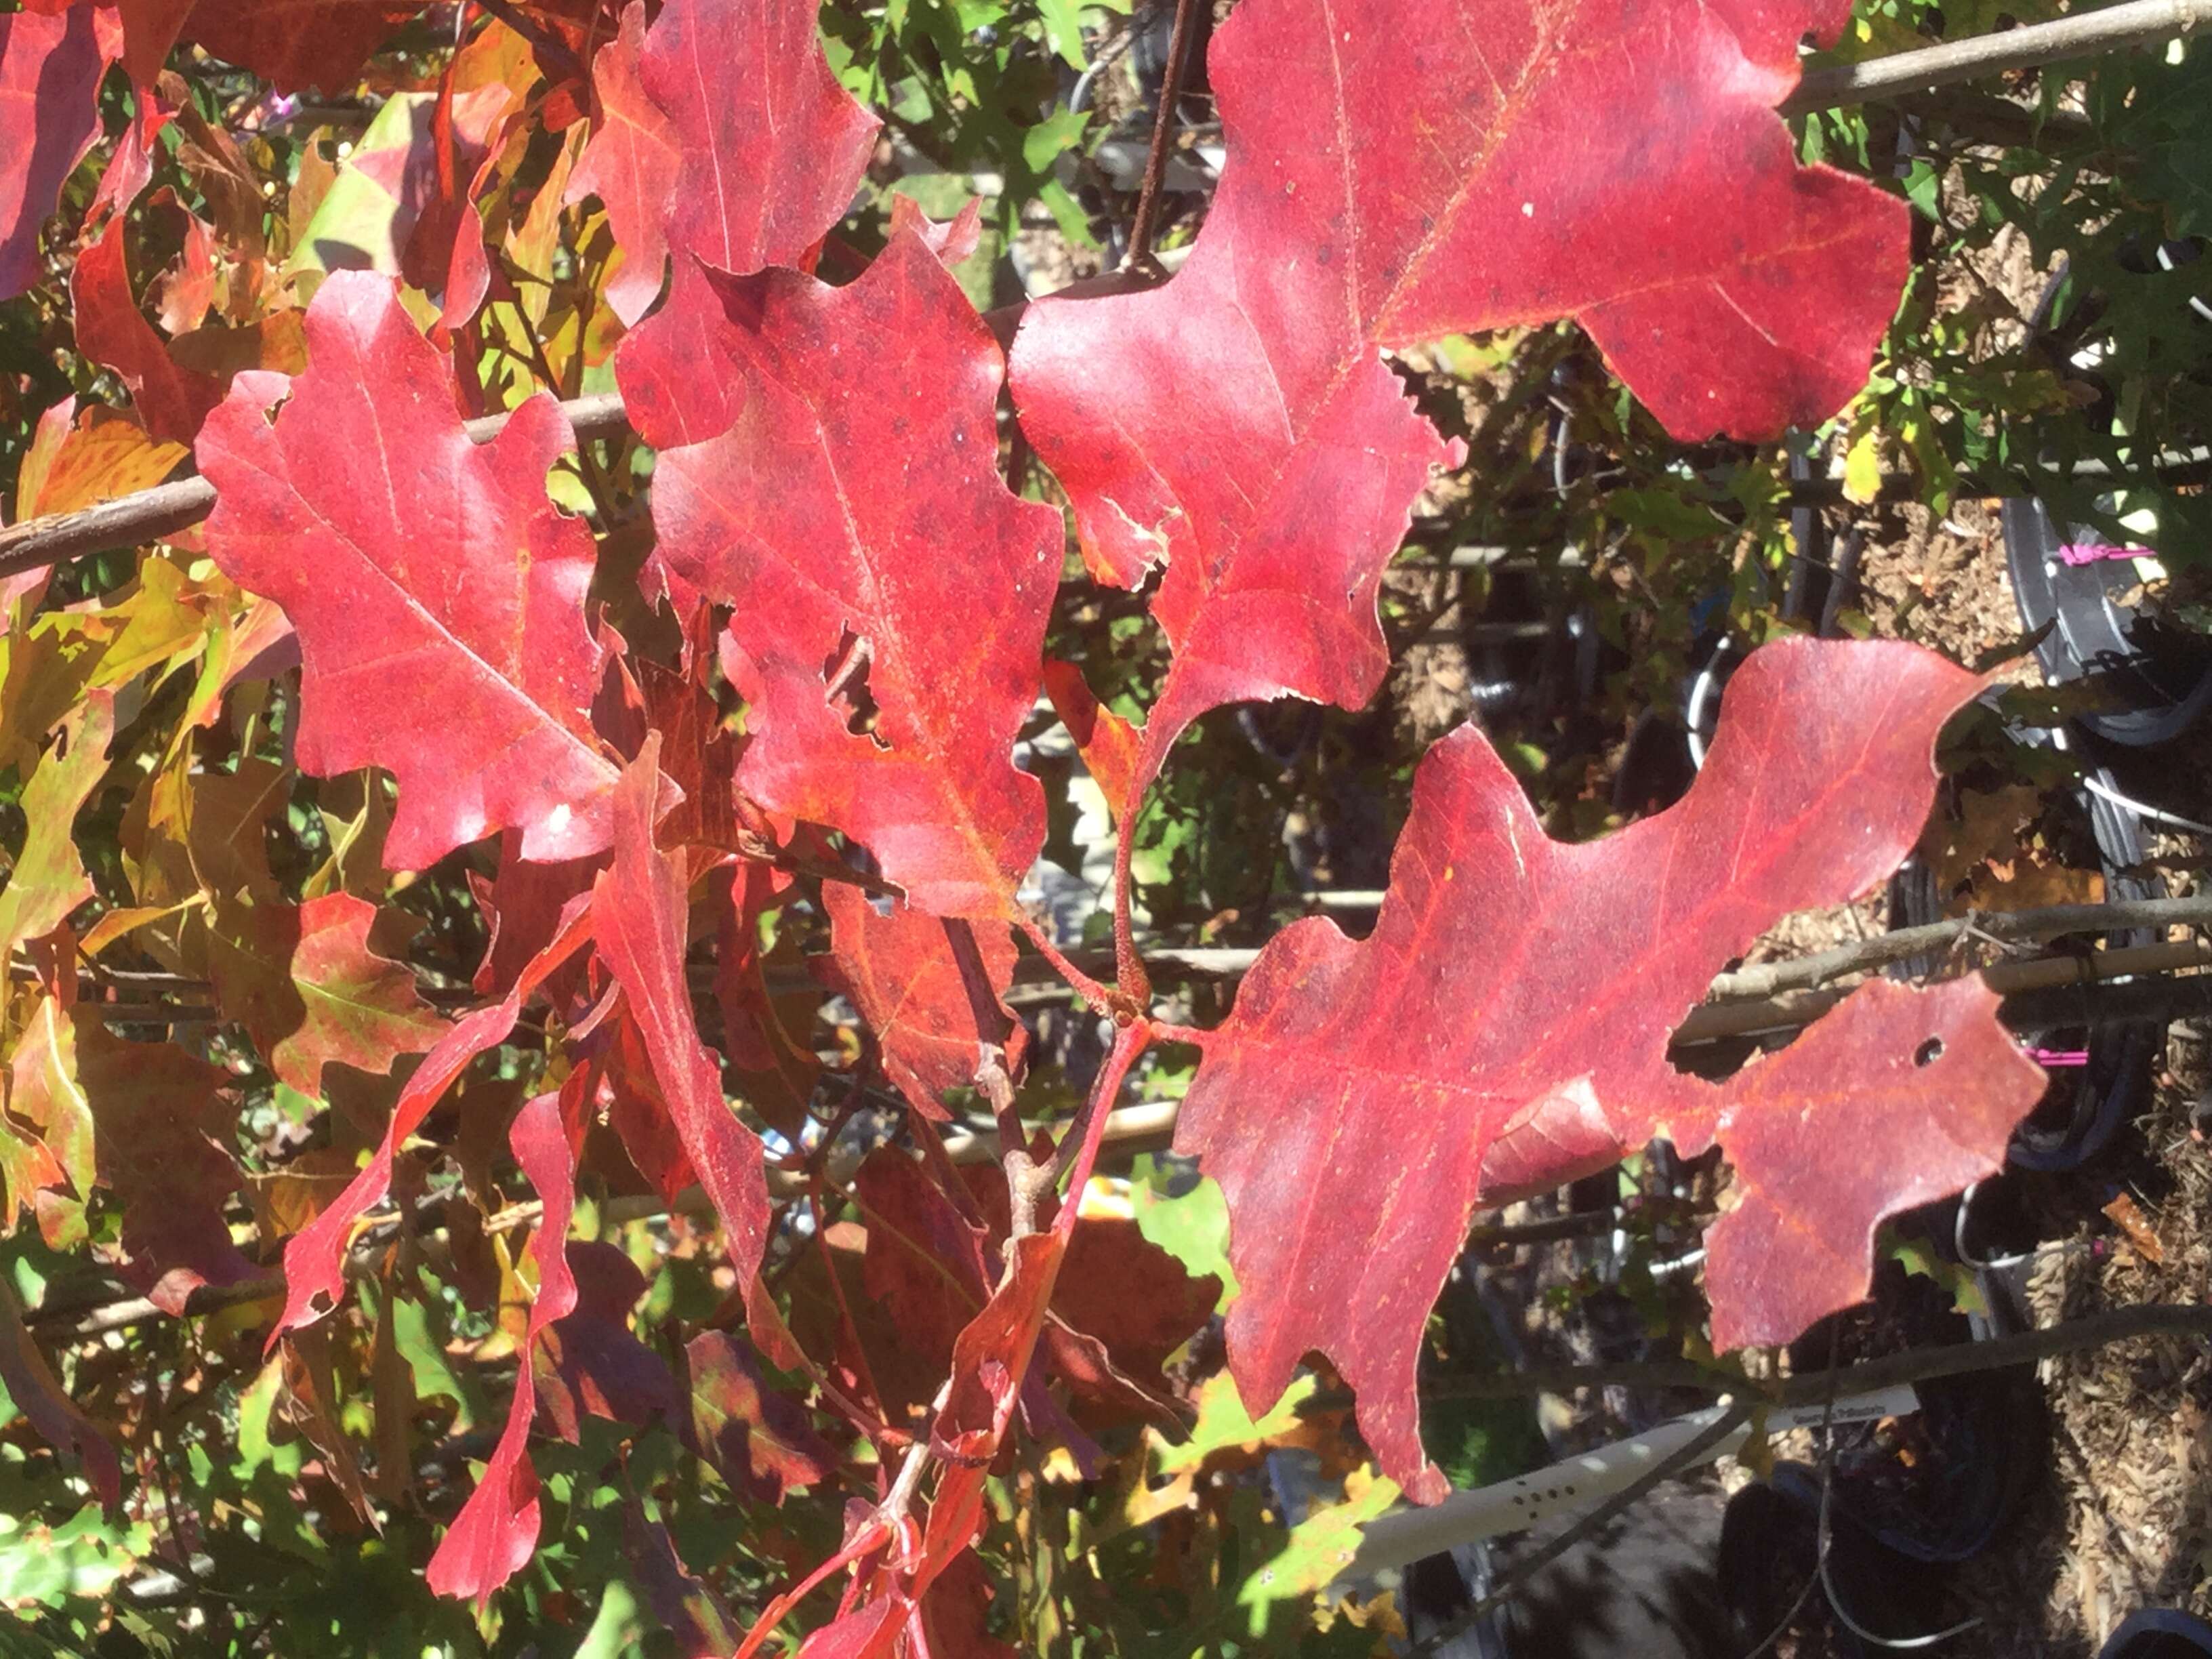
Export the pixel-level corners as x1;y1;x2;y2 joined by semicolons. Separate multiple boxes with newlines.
390;1285;487;1429
1132;1160;1237;1309
0;1503;150;1607
1036;0;1090;70
1160;1372;1317;1474
574;1579;650;1659
1235;1473;1399;1635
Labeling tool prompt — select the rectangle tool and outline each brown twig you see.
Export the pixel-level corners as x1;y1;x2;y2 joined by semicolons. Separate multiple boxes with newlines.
1120;0;1205;271
1784;0;2212;114
1713;893;2212;1000
1295;1302;2212;1416
0;393;628;578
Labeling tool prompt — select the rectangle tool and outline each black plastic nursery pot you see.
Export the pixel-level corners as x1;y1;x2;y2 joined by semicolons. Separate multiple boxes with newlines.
2102;1608;2212;1659
1719;1263;2044;1653
2003;495;2212;750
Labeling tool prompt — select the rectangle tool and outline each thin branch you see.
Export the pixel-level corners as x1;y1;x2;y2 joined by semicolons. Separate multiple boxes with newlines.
1122;0;1206;270
1784;0;2212;113
1311;1301;2212;1420
1681;937;2210;1045
0;393;628;578
1772;1300;2212;1405
1714;892;2212;1000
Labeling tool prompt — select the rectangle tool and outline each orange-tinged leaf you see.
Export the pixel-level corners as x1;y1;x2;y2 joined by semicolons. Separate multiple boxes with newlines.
71;209;226;446
2;994;94;1246
2100;1191;2166;1264
14;397;187;521
197;270;619;869
1042;659;1142;818
207;890;449;1094
1172;638;2043;1502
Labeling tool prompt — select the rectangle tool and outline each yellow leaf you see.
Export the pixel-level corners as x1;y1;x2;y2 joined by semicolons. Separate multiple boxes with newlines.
1843;428;1883;506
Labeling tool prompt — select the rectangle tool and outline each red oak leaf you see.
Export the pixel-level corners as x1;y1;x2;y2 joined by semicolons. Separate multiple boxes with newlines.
794;1601;905;1659
686;1328;837;1504
149;189;216;335
428;1087;579;1604
802;1551;1017;1659
565;0;678;327
907;1551;1019;1659
197;270;620;870
624;1499;741;1659
857;1149;1213;1416
800;1033;1154;1656
1009;0;1910;798
713;859;820;1136
468;829;603;1000
809;1229;1071;1659
114;0;193;100
535;1241;679;1441
592;738;771;1286
855;1150;995;1383
272;895;594;1338
76;1013;257;1315
398;24;539;314
918;1231;1063;1582
613;255;752;453
1695;975;2037;1349
183;0;425;94
597;1008;703;1203
815;882;1027;1122
1172;638;2044;1503
630;644;746;859
0;3;112;302
1048;1216;1219;1410
630;226;1061;917
635;0;877;281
